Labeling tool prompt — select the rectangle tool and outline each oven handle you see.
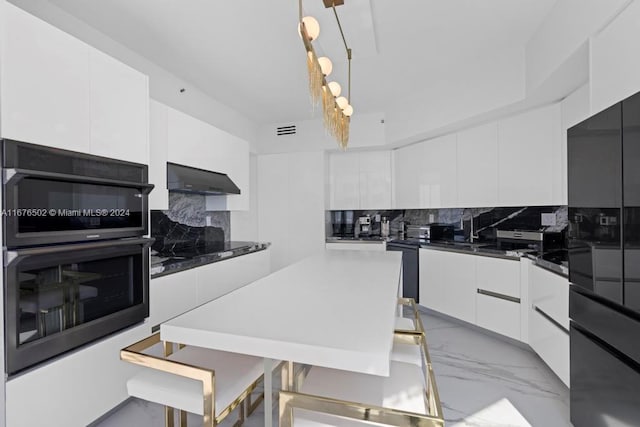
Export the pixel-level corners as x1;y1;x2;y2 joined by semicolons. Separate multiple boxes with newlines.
4;237;155;267
4;168;155;194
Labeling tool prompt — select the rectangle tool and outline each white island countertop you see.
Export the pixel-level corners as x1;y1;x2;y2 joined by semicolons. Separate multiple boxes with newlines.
161;249;403;376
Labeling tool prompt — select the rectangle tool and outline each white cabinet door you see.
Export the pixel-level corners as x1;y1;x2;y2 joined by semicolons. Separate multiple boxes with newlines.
287;152;326;266
1;3;90;151
167;107;209;169
419;249;475;324
326;242;386;251
394;143;423;209
529;307;570;386
476;293;521;340
456;122;499;207
6;323;149;427
195;251;271;307
149;99;169;210
422;134;458;208
329;152;360;210
528;264;570;386
258;154;290;272
259;153;325;271
476;256;521;298
529;264;569;330
498;104;561;206
88;49;148;164
149;269;198;328
475;256;522;340
358;151;392;209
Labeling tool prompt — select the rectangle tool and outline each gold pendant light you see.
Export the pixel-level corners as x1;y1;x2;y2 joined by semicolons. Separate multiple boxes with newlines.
298;0;353;149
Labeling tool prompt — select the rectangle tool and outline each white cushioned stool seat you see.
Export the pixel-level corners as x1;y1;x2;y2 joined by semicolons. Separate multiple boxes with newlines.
293;361;427;427
394;317;416;331
127;346;263;416
390;341;423;367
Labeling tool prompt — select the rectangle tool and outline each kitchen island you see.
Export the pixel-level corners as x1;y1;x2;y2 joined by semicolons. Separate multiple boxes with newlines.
161;249;403;427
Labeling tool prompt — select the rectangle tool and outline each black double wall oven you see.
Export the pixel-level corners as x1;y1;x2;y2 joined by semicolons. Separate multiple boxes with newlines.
568;92;640;426
2;139;154;375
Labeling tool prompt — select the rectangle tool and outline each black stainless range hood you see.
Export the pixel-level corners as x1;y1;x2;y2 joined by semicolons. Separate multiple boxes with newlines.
167;162;240;195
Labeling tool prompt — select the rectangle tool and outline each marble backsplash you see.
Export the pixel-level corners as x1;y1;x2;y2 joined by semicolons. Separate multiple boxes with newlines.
327;206;569;241
150;192;230;254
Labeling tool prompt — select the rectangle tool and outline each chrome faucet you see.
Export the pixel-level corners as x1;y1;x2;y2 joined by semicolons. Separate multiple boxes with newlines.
462;209;479;242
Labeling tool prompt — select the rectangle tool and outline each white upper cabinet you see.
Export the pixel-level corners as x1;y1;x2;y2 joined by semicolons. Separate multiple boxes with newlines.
456;122;499;207
358;151;392;209
149;100;169;210
394;142;422;209
167;107;209;169
328;150;392;210
497;104;562;206
423;134;458;208
329;152;360;210
88;50;149;164
1;4;149;165
166;106;250;210
394;135;457;209
1;3;90;152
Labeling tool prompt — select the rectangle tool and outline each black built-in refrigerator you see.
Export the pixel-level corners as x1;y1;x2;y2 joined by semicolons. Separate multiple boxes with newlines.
568;91;640;426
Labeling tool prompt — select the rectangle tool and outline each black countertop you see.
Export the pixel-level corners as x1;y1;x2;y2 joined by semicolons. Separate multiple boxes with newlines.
151;241;271;278
398;239;523;260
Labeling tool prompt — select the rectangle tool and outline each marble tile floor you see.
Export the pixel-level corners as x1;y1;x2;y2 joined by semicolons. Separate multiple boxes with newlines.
93;311;571;427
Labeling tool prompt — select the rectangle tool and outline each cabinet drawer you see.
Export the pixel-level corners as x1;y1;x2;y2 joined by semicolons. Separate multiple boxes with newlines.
476;292;521;340
530;264;569;329
530;307;570;386
476;256;520;298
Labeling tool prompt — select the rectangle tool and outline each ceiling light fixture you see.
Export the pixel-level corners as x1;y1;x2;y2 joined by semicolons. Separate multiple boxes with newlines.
298;0;353;149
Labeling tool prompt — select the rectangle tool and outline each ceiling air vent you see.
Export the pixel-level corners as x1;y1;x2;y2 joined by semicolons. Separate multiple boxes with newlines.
277;125;296;136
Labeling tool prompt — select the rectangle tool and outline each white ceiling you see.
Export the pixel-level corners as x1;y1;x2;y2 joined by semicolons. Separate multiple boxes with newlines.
47;0;558;126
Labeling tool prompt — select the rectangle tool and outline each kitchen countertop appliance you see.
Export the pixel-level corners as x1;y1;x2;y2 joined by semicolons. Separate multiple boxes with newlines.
406;224;455;241
354;215;371;238
496;230;564;254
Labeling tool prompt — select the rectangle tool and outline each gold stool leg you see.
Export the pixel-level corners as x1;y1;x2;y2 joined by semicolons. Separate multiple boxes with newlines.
165;406;175;427
179;410;187;427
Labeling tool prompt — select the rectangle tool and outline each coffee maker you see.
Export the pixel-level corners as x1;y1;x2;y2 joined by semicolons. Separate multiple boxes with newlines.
355;215;371;238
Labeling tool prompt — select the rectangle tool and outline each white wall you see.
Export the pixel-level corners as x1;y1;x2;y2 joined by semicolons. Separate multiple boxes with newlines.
257;112;386;154
525;0;630;93
385;47;526;146
8;0;258;147
230;154;259;241
590;0;640;113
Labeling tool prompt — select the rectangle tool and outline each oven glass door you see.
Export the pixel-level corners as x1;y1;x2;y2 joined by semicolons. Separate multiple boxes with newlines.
5;238;151;375
4;173;150;247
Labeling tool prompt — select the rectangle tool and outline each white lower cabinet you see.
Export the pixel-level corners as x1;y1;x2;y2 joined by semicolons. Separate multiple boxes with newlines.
6;322;150;427
419;249;476;324
151;249;271;327
475;256;521;340
195;249;270;304
420;248;522;340
149;268;198;328
325;242;386;251
528;264;570;387
476;293;521;340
